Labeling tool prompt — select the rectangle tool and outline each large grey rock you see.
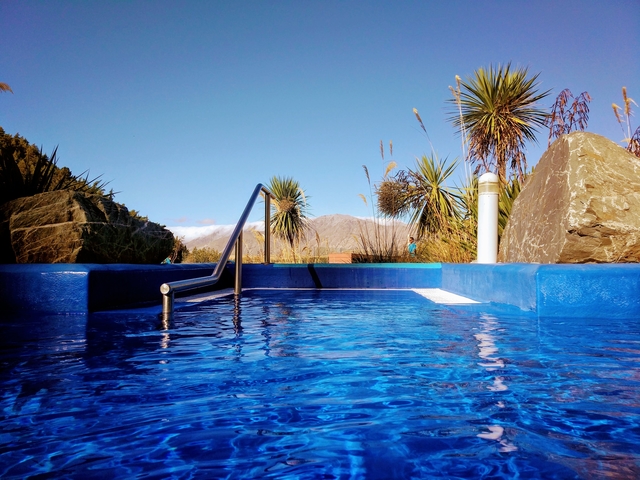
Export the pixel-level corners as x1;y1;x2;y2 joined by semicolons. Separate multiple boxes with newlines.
498;132;640;263
0;190;174;263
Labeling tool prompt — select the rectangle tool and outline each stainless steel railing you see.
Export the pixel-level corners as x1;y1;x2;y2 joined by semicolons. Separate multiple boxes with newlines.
160;183;275;319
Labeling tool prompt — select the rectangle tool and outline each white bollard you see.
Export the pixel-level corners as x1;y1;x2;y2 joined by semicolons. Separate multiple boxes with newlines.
477;172;499;263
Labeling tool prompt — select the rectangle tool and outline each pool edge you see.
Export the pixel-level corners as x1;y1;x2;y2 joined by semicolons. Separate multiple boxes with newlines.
2;262;640;318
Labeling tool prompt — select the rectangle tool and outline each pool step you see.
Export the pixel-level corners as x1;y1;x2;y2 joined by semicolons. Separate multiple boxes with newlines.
412;288;480;304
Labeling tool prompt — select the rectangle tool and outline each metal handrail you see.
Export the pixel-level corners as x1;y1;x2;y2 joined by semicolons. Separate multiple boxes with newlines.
160;183;274;318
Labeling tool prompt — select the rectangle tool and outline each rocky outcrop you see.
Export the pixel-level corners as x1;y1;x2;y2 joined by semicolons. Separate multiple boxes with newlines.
498;132;640;263
0;190;174;264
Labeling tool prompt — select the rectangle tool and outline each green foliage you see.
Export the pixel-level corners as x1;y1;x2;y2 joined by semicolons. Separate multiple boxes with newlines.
455;175;479;245
267;176;310;250
183;246;221;264
498;175;523;238
405;155;460;237
128;209;149;222
377;154;461;239
412;226;476;264
168;237;188;263
0;127;110;205
448;63;550;181
455;173;523;241
373;161;524;262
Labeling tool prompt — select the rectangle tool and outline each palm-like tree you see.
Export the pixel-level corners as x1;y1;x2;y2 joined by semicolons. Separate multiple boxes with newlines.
406;154;460;238
449;63;549;182
378;154;460;238
267;176;310;250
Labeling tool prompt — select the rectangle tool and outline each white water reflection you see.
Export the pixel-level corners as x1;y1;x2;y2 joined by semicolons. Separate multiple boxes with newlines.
160;332;170;350
475;314;517;452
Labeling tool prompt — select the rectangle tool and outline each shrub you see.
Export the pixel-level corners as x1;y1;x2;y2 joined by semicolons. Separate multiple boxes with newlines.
183;247;222;264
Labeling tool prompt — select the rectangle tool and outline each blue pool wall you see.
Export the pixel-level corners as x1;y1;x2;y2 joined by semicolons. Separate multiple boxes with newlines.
1;262;639;318
0;263;232;314
441;263;640;318
241;263;442;289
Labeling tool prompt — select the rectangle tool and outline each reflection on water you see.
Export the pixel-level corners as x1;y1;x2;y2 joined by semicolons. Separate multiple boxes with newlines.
474;314;518;453
233;294;242;335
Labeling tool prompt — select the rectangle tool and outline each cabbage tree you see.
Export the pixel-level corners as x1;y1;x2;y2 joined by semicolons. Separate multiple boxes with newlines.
267;176;310;250
449;63;549;182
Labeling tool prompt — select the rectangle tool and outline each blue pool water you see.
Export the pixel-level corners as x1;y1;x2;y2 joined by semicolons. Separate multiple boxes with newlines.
1;289;639;479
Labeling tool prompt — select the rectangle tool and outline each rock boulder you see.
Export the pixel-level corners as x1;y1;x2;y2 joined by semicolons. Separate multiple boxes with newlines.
0;190;174;264
498;132;640;263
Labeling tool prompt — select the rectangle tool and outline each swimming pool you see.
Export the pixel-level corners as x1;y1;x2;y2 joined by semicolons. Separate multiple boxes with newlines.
1;289;639;478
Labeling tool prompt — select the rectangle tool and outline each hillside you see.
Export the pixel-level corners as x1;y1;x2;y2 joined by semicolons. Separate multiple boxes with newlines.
184;214;412;256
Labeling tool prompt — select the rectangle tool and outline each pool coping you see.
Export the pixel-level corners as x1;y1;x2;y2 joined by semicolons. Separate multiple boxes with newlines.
1;262;639;318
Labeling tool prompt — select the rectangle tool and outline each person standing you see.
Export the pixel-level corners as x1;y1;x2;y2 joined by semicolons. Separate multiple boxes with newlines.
407;236;417;257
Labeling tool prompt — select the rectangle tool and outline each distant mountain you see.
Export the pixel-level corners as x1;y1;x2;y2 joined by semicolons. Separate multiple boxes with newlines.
183;214;412;256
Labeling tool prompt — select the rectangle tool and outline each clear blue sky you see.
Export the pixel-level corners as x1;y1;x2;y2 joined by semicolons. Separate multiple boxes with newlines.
2;1;638;230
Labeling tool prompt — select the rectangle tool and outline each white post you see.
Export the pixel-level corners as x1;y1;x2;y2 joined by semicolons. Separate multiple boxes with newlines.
477;172;499;263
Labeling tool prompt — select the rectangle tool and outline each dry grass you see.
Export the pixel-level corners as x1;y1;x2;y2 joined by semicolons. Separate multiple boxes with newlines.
241;229;329;264
415;224;476;263
182;246;222;263
180;218;477;265
353;217;406;263
355;157;409;263
613;87;640;157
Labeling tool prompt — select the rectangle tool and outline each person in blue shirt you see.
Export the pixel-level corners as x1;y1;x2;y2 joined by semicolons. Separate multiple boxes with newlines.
407;236;417;257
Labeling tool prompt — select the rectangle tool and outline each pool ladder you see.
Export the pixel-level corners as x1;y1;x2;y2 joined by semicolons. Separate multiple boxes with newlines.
160;183;275;319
